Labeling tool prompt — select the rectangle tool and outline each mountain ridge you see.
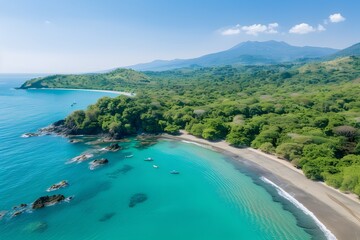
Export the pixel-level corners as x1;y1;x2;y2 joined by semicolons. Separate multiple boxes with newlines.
128;40;338;71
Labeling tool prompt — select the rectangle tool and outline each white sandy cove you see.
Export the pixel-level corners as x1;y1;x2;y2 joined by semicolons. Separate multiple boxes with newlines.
163;131;360;240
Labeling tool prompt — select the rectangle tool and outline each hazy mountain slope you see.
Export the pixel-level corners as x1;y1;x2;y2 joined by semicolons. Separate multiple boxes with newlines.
327;42;360;59
129;41;338;71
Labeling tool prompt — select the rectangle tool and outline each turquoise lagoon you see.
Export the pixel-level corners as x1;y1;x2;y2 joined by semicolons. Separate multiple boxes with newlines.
0;75;329;239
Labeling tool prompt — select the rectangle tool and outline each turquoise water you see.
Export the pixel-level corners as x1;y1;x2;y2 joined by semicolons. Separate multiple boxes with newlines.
0;75;327;239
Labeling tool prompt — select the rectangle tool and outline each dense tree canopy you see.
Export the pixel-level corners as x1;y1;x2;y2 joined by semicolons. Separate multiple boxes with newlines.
23;56;360;196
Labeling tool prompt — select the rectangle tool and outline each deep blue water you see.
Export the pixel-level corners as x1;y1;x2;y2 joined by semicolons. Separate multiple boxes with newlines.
0;75;329;239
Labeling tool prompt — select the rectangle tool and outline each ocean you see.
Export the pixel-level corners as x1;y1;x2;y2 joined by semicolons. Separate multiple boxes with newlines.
0;75;330;239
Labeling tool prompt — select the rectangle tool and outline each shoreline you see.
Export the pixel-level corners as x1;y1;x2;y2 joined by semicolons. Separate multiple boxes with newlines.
26;87;135;96
162;131;360;240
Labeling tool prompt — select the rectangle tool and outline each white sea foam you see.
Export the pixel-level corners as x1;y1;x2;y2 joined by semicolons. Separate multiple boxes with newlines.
181;140;211;149
260;176;337;240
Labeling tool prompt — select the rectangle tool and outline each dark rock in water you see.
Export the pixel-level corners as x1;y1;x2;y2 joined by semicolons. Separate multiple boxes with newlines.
69;139;81;143
24;221;48;233
38;119;74;136
129;193;148;208
11;203;28;217
32;195;66;209
105;143;122;151
13;203;27;210
107;165;133;178
98;212;116;222
22;132;39;138
47;180;69;192
69;153;94;163
89;158;109;170
12;209;25;217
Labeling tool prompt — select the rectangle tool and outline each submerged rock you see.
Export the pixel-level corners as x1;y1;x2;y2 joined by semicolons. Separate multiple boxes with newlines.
47;180;69;192
105;143;122;152
107;165;133;178
24;221;48;233
129;193;148;208
135;135;158;149
0;211;7;220
89;158;109;170
98;212;116;222
32;195;65;209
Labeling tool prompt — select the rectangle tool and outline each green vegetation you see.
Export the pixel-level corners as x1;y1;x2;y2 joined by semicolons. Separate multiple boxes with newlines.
22;56;360;196
20;68;149;91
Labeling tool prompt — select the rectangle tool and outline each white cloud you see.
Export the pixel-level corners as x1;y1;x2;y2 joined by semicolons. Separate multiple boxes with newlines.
241;24;267;35
45;20;51;24
317;24;326;32
221;24;241;36
221;23;279;36
329;13;345;23
267;23;279;33
289;23;316;34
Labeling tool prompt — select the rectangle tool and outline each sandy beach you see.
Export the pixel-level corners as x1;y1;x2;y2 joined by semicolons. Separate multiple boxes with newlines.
163;131;360;240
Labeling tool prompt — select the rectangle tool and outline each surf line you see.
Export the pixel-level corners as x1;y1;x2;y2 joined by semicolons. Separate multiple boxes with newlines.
261;176;337;240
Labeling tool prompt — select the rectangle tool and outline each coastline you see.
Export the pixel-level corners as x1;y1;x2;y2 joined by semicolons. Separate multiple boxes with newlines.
162;131;360;240
27;87;135;97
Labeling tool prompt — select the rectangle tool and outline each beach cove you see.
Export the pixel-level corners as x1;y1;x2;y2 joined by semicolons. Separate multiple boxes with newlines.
0;75;355;240
163;131;360;240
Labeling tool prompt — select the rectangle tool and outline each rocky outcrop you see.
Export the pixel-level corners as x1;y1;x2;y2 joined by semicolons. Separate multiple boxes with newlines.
10;203;28;217
12;209;25;217
47;180;69;192
38;120;72;136
32;195;65;209
21;133;39;138
69;153;93;163
129;193;148;208
89;158;109;170
105;143;121;151
13;203;27;209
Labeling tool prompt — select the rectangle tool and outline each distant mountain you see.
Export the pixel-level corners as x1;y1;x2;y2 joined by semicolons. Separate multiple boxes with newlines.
327;42;360;59
128;41;338;71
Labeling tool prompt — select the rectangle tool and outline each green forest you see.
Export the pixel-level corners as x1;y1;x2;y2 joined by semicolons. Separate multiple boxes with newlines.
22;56;360;196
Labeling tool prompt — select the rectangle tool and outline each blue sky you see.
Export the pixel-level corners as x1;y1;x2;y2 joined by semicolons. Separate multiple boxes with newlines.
0;0;359;73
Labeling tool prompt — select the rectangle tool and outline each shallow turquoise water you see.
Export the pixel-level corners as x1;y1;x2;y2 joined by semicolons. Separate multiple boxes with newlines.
0;75;327;239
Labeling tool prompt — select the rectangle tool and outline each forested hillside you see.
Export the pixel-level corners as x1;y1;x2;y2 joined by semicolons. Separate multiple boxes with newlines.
21;56;360;196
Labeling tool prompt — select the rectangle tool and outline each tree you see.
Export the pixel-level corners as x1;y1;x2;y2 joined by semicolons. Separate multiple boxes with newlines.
164;124;180;135
190;123;205;137
333;125;359;141
259;142;275;153
251;126;280;148
275;143;303;161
